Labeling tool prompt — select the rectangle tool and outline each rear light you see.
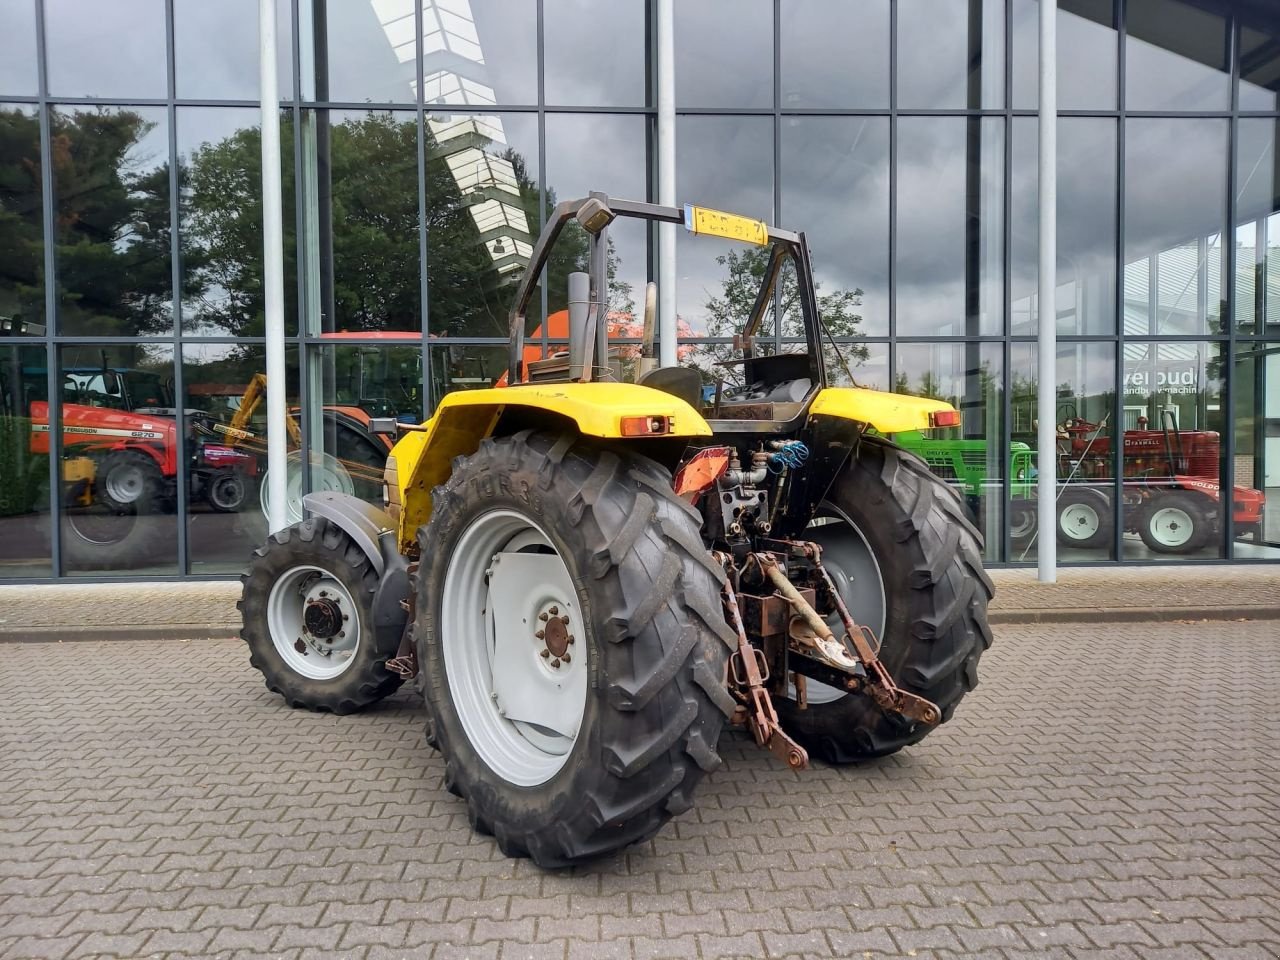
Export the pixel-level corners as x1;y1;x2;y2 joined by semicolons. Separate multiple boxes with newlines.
929;410;961;428
620;415;672;437
673;446;733;498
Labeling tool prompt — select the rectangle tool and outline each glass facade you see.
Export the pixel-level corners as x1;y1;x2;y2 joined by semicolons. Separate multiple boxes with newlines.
2;0;1279;580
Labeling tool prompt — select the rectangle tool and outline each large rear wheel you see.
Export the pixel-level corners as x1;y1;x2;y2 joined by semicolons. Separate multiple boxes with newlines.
774;436;993;763
415;431;735;867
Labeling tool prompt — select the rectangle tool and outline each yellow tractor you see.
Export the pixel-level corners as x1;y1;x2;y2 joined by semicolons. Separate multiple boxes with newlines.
239;194;993;866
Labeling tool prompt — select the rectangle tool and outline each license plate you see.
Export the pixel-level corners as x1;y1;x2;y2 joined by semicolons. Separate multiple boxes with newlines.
683;204;769;245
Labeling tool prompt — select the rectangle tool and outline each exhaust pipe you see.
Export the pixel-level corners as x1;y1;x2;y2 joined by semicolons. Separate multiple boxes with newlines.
567;271;591;381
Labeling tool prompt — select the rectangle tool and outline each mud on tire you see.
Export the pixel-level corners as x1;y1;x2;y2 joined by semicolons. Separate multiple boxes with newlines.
239;516;404;713
774;436;993;763
415;431;735;868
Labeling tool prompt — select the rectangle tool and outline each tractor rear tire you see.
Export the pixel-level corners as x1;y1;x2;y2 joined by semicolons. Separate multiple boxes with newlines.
774;436;993;763
97;449;163;513
1137;489;1211;554
415;431;735;868
239;517;403;713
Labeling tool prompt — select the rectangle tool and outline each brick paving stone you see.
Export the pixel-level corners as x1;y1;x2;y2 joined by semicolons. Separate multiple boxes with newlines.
1;622;1278;959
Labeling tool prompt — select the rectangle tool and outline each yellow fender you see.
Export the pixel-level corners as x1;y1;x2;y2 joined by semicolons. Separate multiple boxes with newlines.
386;383;711;551
808;387;959;435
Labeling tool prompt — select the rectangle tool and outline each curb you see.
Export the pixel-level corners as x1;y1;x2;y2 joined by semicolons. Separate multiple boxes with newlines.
2;605;1277;642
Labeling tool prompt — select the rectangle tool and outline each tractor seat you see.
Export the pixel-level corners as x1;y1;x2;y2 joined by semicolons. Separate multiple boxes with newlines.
637;366;703;410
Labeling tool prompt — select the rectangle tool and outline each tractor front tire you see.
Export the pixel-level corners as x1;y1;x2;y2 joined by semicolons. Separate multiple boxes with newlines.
774;436;993;763
239;517;403;713
97;449;163;513
1138;489;1211;554
415;431;735;868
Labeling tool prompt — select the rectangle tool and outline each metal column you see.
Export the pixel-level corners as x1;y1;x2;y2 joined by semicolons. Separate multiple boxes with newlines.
1036;0;1058;581
656;0;677;368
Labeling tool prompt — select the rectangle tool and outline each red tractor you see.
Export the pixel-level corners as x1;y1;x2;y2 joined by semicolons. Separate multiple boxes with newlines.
1057;414;1264;554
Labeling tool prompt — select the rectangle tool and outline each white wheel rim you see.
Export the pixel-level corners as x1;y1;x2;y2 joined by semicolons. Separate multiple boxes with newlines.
106;464;145;504
1059;502;1100;541
267;564;361;680
260;454;354;524
793;508;888;706
1149;506;1194;547
441;508;586;787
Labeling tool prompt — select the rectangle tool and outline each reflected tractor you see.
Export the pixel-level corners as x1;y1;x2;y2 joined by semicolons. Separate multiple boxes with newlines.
239;194;994;866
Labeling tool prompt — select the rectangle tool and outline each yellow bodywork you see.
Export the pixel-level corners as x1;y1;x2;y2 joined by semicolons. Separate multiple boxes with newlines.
808;387;957;435
386;382;711;551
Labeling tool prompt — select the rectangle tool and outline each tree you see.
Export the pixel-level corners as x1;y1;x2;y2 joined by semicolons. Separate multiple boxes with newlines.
687;246;868;385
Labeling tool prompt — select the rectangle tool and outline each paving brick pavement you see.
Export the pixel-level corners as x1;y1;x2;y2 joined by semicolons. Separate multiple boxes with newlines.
1;564;1278;642
2;621;1279;959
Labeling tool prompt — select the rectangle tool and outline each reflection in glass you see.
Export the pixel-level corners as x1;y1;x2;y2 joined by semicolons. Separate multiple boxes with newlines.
1235;120;1280;335
1121;342;1229;560
298;110;421;334
0;105;44;337
1011;0;1117;110
781;118;889;337
174;0;292;101
1011;341;1117;563
420;0;537;108
425;111;538;338
45;0;168;99
183;344;299;573
53;107;173;338
1232;343;1280;558
0;0;38;95
780;1;889;109
56;344;178;575
545;0;645;106
431;342;507;398
1124;119;1227;337
179;108;297;336
0;341;52;576
897;0;1004;109
676;116;773;335
301;0;415;104
896;342;1004;561
675;0;772;108
896;118;1004;338
1124;0;1229;111
1240;20;1280;112
1011;117;1117;336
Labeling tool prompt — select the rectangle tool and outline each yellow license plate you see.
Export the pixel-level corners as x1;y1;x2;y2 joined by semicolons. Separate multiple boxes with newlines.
684;205;769;246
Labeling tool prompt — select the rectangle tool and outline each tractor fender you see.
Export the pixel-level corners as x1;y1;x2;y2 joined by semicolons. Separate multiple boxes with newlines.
809;387;959;434
302;491;410;633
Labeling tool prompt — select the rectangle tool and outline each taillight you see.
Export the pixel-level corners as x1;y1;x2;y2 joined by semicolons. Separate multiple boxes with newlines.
929;410;961;428
620;415;672;437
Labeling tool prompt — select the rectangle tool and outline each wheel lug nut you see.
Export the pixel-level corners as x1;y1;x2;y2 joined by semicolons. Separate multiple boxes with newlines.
567;635;575;645
561;652;571;664
535;630;545;639
538;612;550;622
551;658;561;668
540;648;550;658
319;590;327;597
548;605;559;616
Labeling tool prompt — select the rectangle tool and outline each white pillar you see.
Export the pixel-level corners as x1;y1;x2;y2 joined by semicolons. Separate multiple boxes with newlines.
656;0;677;368
260;0;289;533
1036;0;1058;581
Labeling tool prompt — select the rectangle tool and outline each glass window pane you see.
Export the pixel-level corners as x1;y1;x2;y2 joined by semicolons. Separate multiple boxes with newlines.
545;113;648;326
310;343;415;511
1010;341;1117;562
1240;21;1280;112
46;0;168;99
0;340;52;577
545;0;645;107
174;0;292;101
897;0;1004;109
1121;341;1225;560
302;0;416;104
57;344;178;575
430;342;507;398
182;344;299;572
675;0;772;108
1011;117;1116;336
780;1;889;109
781;117;889;338
1124;119;1227;338
297;109;421;334
53;106;173;338
1232;343;1280;558
420;0;538;108
676;116;773;336
1124;0;1229;111
1236;119;1279;335
895;342;1004;562
0;105;44;336
178;107;297;336
1011;0;1117;110
0;0;38;96
829;340;888;391
426;111;538;337
896;118;1004;338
